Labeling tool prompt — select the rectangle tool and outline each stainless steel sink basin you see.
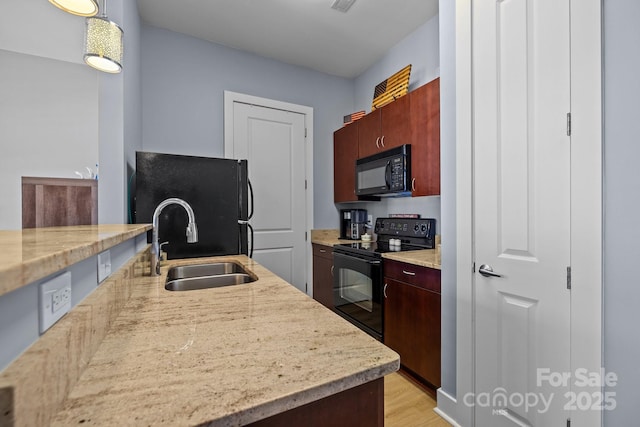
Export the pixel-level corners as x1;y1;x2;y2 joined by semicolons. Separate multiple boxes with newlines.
167;262;248;280
165;273;255;291
165;262;256;291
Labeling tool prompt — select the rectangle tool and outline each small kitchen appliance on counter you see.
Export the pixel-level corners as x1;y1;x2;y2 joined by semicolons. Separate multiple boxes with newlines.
339;209;368;240
332;217;436;341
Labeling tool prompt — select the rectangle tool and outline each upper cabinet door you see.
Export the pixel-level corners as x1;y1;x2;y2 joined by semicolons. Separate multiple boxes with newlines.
356;109;382;158
333;123;359;203
410;78;440;196
358;95;410;159
379;94;411;152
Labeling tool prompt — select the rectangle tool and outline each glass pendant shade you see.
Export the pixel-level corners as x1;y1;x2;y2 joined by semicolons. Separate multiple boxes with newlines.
83;17;123;73
48;0;98;17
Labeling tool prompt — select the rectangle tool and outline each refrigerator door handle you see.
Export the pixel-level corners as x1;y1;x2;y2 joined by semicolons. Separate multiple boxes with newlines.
247;179;254;220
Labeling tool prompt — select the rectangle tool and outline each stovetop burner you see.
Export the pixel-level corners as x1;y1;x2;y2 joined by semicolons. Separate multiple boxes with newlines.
336;240;429;254
334;217;436;258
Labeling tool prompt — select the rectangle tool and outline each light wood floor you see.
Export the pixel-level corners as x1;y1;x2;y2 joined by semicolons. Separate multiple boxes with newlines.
385;372;451;427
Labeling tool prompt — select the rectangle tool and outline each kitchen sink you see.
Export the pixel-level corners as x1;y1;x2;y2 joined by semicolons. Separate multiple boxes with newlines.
167;262;249;280
165;273;255;291
165;262;257;291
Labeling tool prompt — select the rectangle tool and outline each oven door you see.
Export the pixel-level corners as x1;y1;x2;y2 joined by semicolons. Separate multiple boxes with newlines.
333;251;383;340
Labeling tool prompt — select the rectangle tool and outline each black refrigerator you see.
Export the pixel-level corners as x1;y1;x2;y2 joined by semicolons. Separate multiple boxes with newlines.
134;151;251;259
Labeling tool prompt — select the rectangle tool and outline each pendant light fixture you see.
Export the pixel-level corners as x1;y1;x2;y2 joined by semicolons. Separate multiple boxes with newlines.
83;0;123;73
48;0;98;17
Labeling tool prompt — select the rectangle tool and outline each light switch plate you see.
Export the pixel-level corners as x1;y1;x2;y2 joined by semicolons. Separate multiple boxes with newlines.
97;250;111;283
39;271;72;333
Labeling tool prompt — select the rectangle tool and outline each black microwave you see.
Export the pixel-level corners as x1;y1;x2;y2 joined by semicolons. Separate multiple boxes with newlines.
355;144;411;197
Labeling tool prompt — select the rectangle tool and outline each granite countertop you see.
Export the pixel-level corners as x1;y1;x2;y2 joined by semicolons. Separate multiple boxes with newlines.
382;249;441;270
310;229;359;246
0;224;152;297
311;229;441;270
52;255;400;426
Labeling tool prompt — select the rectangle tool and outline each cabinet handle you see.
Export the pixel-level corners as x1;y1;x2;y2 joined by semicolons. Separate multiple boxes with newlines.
319;249;326;253
383;283;388;298
411;177;416;192
380;135;385;148
402;270;416;276
375;137;381;149
331;265;334;276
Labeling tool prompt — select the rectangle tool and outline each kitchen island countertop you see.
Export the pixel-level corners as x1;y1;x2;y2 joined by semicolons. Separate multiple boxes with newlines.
51;255;400;426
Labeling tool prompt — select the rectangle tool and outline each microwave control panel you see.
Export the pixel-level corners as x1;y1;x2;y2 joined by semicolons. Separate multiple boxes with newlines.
389;157;407;191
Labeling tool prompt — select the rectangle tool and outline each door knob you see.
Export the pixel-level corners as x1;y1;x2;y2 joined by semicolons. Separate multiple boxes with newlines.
478;264;502;278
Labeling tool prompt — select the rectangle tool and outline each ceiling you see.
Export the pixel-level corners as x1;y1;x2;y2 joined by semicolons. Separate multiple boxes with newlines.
136;0;439;79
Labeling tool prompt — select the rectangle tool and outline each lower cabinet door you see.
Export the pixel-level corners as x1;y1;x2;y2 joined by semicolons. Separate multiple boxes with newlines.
383;278;441;388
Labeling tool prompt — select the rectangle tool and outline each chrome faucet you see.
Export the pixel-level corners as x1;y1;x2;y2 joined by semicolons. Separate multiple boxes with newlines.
151;198;198;275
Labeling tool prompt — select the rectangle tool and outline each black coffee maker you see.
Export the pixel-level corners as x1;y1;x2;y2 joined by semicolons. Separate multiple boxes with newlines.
339;209;368;240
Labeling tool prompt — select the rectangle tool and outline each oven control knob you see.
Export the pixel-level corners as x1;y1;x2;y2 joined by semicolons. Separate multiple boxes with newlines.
414;224;420;232
421;224;428;233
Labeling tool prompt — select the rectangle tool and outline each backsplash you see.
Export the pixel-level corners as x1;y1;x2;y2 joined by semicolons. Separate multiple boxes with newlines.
336;195;441;235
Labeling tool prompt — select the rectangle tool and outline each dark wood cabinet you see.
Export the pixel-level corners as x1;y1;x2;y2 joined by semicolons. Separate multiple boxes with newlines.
383;259;441;389
357;94;410;159
312;244;334;309
332;78;440;201
22;177;98;228
409;78;440;196
333;124;359;203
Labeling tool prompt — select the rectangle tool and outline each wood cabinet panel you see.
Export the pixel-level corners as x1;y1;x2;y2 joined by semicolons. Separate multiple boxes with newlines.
358;95;410;159
384;259;441;389
410;78;440;196
22;177;98;228
357;110;382;158
333;124;359;203
332;79;440;200
384;259;441;293
247;377;384;427
312;244;334;309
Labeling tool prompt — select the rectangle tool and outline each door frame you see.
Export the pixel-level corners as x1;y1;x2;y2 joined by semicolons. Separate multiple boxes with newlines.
453;1;602;426
223;91;315;296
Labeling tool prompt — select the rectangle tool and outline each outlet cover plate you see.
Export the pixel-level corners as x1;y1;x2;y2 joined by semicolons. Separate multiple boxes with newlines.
39;271;72;333
97;250;111;283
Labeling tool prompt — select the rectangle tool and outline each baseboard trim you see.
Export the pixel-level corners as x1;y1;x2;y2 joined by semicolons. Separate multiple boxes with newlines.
435;388;462;427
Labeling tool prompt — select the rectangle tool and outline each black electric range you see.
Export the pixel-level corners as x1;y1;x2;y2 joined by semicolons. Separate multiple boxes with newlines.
332;217;436;341
334;217;436;259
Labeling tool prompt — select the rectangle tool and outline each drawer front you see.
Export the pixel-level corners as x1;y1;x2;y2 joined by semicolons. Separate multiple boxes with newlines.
312;244;334;260
384;259;441;294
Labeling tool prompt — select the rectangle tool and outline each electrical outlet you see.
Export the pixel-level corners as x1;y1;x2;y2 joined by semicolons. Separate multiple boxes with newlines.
97;250;111;283
39;271;72;333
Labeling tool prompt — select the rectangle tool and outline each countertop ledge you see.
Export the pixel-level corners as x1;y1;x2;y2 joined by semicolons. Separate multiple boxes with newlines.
52;255;400;426
0;224;151;298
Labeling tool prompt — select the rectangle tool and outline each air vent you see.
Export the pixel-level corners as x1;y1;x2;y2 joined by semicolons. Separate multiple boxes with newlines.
331;0;356;13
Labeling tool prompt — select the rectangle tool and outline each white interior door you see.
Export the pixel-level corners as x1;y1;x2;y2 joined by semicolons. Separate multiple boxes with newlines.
230;101;308;292
473;0;571;425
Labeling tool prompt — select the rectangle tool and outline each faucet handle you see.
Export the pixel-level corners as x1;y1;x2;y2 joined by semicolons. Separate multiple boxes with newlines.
159;241;169;261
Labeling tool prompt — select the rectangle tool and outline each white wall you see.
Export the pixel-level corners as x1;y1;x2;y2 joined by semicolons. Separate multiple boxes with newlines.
603;0;640;424
140;25;354;229
0;0;85;64
97;0;142;225
0;0;98;230
438;0;457;397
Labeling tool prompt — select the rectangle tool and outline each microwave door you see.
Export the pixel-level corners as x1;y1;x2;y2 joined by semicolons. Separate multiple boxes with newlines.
357;157;390;195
